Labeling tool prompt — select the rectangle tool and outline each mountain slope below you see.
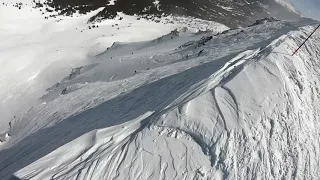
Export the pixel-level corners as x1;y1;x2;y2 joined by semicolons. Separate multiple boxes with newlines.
35;0;300;28
0;3;227;134
0;17;320;180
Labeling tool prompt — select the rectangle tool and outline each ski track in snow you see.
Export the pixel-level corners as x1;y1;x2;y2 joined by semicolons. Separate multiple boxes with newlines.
1;2;320;180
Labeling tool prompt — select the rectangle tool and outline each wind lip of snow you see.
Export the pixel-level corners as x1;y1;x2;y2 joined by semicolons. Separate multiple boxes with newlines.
218;5;233;11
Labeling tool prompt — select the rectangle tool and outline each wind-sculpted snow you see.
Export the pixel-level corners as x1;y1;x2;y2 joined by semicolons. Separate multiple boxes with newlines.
1;7;320;179
0;4;227;134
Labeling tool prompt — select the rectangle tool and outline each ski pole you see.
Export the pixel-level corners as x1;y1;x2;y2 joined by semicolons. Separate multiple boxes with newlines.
292;24;320;56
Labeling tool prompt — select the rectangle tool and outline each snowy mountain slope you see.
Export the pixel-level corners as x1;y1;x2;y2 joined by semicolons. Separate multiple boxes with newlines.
21;0;301;28
88;0;300;28
0;3;227;135
0;13;320;180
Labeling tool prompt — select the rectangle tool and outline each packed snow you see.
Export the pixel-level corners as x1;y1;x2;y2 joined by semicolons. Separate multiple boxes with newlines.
1;1;320;180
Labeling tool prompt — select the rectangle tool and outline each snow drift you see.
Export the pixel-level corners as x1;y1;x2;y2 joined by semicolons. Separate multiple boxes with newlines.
1;2;320;180
0;16;320;180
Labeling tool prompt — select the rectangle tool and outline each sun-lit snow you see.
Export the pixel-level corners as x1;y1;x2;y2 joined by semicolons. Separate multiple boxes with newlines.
1;1;320;180
0;3;227;135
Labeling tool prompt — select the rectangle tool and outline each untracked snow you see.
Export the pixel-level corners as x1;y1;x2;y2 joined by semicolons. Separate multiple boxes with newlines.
0;3;227;134
1;1;320;180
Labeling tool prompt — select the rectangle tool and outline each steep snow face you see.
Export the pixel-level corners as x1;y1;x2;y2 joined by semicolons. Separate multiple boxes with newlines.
0;15;320;180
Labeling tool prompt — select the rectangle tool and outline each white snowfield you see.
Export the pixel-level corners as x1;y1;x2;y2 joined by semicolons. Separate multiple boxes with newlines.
0;3;227;133
1;2;320;180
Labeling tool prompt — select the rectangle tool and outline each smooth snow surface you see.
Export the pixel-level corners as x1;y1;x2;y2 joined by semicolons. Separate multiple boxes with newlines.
1;2;320;180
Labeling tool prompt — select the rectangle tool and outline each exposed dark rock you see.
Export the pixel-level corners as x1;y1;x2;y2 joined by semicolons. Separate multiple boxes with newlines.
248;17;280;27
37;0;300;28
198;36;213;47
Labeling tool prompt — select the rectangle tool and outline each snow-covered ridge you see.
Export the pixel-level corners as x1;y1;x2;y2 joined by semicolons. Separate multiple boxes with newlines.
1;14;320;179
1;1;320;179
